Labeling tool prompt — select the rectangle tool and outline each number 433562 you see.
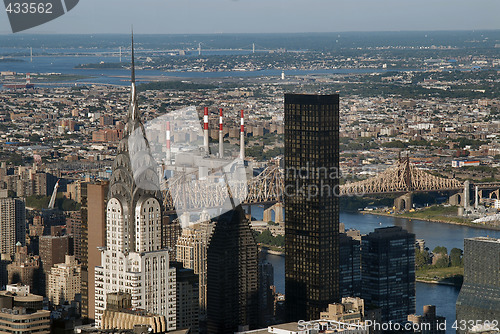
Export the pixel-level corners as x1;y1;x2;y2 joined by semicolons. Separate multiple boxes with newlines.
5;2;53;14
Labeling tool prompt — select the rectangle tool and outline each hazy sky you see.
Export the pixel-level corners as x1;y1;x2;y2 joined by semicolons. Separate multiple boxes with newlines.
1;0;500;34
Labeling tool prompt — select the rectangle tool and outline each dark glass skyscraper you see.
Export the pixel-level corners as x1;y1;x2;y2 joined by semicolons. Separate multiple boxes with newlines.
284;94;340;321
456;237;500;334
361;226;416;323
339;232;361;298
206;205;259;333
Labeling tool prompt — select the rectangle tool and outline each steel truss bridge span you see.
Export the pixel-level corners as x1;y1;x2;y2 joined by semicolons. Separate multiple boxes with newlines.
162;159;464;212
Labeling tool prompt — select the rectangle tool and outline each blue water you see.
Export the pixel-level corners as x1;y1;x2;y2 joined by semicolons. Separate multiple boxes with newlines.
258;210;499;333
0;52;404;86
249;206;499;252
416;282;461;333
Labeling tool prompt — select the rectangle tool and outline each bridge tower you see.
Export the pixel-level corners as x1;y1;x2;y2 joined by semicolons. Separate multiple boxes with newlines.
449;192;463;206
394;193;413;212
263;202;284;224
393;155;414;212
475;185;479;209
463;180;470;209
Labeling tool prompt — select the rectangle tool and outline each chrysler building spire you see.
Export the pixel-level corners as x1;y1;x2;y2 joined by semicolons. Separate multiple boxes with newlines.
129;29;139;122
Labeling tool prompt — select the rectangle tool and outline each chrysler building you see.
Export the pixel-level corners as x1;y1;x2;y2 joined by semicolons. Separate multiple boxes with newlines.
94;35;176;329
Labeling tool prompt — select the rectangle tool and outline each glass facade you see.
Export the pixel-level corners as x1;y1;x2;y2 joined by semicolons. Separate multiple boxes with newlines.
206;205;259;333
339;233;361;298
361;226;416;323
456;237;500;334
284;94;340;321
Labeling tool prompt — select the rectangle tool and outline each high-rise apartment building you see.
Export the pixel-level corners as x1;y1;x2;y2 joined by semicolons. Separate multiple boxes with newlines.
456;237;499;334
39;234;72;295
94;38;176;330
0;196;26;255
206;205;259;333
39;235;71;271
80;181;108;320
32;171;57;197
66;211;83;262
284;94;340;321
175;215;213;318
48;255;81;306
361;226;416;323
176;222;198;270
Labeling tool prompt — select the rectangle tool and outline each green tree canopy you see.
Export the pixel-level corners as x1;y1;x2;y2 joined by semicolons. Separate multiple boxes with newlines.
433;246;448;255
450;248;463;267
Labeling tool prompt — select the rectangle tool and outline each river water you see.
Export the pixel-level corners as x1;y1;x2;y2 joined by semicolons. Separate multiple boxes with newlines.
0;52;397;86
251;208;500;334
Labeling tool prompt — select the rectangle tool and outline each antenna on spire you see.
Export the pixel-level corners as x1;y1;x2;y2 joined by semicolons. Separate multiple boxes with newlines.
131;26;135;84
129;27;139;121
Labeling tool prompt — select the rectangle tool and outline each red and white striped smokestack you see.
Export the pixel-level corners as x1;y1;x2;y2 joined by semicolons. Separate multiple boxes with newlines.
204;107;209;154
26;73;31;85
240;109;245;160
219;108;224;158
166;121;171;165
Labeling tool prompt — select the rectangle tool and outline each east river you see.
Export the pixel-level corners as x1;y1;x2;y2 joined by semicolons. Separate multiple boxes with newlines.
251;208;500;334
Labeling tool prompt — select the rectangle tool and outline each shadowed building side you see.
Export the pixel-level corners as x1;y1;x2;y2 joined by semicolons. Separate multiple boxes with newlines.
206;205;258;333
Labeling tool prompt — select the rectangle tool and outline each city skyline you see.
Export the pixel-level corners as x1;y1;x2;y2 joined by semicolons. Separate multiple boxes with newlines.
1;28;500;333
1;0;500;34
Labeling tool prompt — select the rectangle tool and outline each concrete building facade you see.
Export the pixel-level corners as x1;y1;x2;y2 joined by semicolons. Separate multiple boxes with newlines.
0;197;26;256
80;181;108;320
48;255;81;306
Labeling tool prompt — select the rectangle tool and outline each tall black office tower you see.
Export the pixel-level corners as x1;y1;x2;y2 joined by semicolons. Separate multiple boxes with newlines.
361;226;416;323
206;205;259;333
284;94;340;321
456;237;500;334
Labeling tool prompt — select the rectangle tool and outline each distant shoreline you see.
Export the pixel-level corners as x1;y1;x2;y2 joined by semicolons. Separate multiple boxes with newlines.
364;211;500;231
416;279;461;288
260;247;284;256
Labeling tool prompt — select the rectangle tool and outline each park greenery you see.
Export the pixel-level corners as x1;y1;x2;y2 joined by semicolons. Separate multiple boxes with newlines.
26;195;81;211
415;245;464;286
399;205;473;225
246;145;284;161
255;229;284;248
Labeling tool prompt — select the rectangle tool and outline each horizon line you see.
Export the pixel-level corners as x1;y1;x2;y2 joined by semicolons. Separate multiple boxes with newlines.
1;28;500;36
